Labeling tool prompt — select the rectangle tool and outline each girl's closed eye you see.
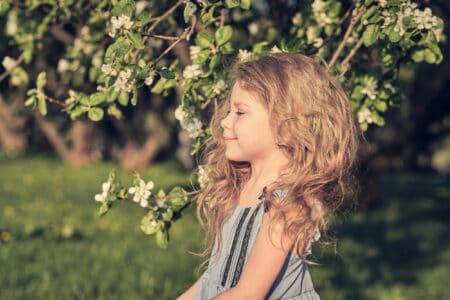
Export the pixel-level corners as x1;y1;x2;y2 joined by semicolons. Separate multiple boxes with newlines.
226;110;245;116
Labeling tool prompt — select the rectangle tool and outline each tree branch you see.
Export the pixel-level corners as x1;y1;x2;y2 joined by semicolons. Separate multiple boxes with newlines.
328;6;366;69
0;54;24;83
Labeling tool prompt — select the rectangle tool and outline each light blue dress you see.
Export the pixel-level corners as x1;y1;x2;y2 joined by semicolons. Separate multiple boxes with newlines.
193;188;321;300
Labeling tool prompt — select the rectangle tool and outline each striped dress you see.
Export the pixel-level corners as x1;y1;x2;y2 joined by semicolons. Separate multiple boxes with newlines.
193;188;321;300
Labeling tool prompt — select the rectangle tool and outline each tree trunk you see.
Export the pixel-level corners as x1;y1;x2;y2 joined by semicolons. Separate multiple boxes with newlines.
0;92;27;153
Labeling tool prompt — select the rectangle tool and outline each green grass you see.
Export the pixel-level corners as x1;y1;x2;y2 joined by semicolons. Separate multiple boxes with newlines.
1;155;449;299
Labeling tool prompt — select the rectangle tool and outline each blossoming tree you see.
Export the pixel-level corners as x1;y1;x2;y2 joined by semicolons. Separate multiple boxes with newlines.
0;0;445;249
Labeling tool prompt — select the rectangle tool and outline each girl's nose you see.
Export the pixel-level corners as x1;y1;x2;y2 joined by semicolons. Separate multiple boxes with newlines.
220;113;230;130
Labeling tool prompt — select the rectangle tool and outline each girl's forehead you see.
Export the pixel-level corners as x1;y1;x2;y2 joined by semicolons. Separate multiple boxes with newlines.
229;83;262;107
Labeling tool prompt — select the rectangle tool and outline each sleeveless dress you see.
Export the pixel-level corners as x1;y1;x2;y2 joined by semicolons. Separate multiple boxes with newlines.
193;188;321;300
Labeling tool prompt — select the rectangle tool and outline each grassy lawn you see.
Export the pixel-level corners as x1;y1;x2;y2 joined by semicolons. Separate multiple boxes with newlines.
1;155;449;299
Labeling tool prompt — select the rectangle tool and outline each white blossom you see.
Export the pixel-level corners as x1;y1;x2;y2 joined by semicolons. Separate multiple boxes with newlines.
92;50;104;67
101;63;118;77
96;85;108;92
292;13;302;25
414;7;438;30
65;89;78;104
183;64;202;80
306;27;318;42
2;56;17;71
80;26;90;39
184;117;203;138
113;69;134;92
189;46;202;61
380;10;392;29
175;105;189;124
213;79;227;95
57;59;70;73
313;37;323;48
197;165;210;189
70;60;80;72
145;69;157;86
393;18;405;36
377;0;388;8
248;22;259;36
270;45;283;53
362;77;378;100
136;0;147;14
315;12;332;26
358;107;374;124
108;14;133;38
312;0;326;13
6;10;18;36
95;181;111;203
128;179;154;208
237;49;252;62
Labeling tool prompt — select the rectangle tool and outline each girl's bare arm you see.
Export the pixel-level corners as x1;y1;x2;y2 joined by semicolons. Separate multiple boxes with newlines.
176;272;204;300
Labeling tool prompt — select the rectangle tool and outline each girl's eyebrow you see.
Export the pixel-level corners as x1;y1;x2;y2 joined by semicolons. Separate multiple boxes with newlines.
231;102;249;108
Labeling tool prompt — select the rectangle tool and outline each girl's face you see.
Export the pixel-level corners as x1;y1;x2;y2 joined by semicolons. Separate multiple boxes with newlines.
220;82;278;162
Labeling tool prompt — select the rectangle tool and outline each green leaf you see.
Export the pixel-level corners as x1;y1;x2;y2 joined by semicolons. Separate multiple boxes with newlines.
134;12;152;27
193;49;210;64
183;2;195;23
37;93;47;116
411;49;424;62
374;100;387;112
200;4;216;26
151;78;175;94
423;48;436;64
160;68;175;79
362;5;377;22
252;41;269;53
36;72;46;90
118;91;129;106
195;31;214;48
388;26;401;43
111;0;135;16
131;86;138;106
225;0;239;8
24;96;36;107
107;104;123;119
140;218;159;235
215;25;233;47
209;55;221;71
162;209;173;221
90;92;106;106
0;0;11;15
127;31;145;49
240;0;251;10
155;230;168;249
363;24;379;47
88;107;104;121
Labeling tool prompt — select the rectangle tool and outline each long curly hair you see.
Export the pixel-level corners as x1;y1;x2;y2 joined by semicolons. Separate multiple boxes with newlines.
191;52;361;275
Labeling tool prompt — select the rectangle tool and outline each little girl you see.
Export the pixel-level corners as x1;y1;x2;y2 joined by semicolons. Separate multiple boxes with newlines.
178;52;360;299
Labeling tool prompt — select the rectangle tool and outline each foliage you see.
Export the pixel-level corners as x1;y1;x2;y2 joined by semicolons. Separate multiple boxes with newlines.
0;0;446;248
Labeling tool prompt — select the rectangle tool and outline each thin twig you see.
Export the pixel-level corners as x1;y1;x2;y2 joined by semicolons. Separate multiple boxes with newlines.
328;6;366;69
141;33;181;40
151;16;197;66
338;37;365;79
200;99;212;110
219;8;226;27
145;0;184;40
45;94;66;107
0;54;25;83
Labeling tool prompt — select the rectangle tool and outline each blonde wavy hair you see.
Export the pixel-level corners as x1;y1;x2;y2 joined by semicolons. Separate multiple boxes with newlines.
190;52;361;275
